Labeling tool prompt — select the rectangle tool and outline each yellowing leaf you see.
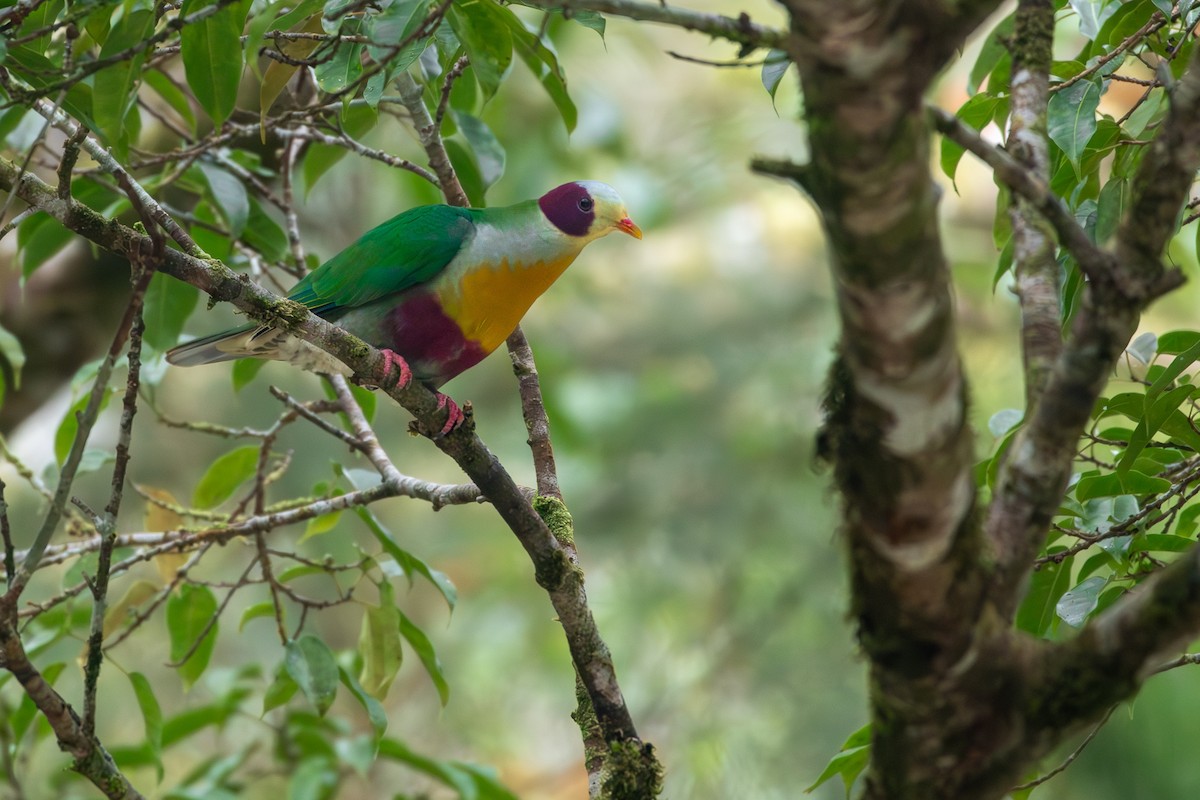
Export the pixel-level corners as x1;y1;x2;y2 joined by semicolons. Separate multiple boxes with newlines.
103;580;161;638
260;15;323;139
358;581;402;699
140;485;189;581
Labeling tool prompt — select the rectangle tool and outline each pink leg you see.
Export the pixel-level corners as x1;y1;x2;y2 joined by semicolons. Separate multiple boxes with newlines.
379;348;412;389
433;392;465;437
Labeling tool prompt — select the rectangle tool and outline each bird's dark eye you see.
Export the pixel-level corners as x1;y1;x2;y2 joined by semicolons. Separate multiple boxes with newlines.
578;196;593;213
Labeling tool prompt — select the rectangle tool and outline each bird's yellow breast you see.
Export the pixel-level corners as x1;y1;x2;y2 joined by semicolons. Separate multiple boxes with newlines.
440;255;578;355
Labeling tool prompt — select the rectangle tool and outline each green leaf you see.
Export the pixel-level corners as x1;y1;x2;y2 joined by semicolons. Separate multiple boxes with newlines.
1117;384;1198;473
1070;0;1122;40
338;665;388;742
1047;78;1101;170
0;324;26;408
1158;330;1200;355
399;610;449;706
377;739;479;796
348;382;376;423
144;69;198;133
287;758;339;800
1076;470;1171;500
451;110;505;190
5;47;99;133
142;273;201;352
167;583;219;689
1094;177;1129;245
17;212;73;279
301;103;378;195
968;12;1014;94
198;163;250;238
363;13;432;109
504;11;576;132
1148;339;1200;395
180;0;252;125
192;445;262;508
448;0;514;101
1137;533;1194;553
358;581;403;700
129;672;165;782
55;389;113;465
17;0;63;53
278;564;327;583
805;723;872;796
243;198;291;261
93;8;156;152
1123;87;1164;138
353;505;457;611
368;0;433;66
314;41;363;94
263;667;299;713
232;358;268;392
1056;575;1106;627
1090;1;1155;56
285;634;340;716
301;509;343;541
1178;503;1200;537
761;50;790;104
239;602;281;632
446;138;486;206
1016;553;1073;635
567;9;606;37
190;201;233;260
940;94;1000;188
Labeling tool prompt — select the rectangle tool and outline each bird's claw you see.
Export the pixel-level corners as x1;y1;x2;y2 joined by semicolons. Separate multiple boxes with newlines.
432;392;466;438
380;348;413;390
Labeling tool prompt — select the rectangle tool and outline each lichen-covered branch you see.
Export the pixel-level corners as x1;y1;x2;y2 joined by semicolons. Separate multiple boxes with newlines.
507;326;562;501
1005;0;1061;408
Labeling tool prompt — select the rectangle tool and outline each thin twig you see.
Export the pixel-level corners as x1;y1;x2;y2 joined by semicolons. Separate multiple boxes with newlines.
1011;706;1116;791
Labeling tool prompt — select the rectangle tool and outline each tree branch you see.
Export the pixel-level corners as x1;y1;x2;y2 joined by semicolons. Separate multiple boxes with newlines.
1005;0;1061;408
927;106;1122;288
1031;544;1200;732
517;0;789;50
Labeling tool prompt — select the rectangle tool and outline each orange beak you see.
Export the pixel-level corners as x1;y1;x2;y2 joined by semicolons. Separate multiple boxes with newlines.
616;217;643;239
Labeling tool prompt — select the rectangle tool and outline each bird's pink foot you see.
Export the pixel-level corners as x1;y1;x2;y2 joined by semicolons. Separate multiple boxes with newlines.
433;392;465;437
379;348;412;389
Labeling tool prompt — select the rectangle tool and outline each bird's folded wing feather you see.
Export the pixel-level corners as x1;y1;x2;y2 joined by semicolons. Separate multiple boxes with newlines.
288;205;477;314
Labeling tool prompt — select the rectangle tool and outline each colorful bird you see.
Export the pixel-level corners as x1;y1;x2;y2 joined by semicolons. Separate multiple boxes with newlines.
167;181;642;434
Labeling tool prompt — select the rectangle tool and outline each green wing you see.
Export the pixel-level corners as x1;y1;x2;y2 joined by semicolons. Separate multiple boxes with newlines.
288;204;477;314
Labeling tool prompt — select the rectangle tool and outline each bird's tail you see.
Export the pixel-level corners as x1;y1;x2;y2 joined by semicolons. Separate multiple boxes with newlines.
166;324;272;366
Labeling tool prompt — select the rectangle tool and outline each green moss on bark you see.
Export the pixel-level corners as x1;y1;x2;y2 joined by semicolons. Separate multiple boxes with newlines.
600;739;664;800
533;495;575;548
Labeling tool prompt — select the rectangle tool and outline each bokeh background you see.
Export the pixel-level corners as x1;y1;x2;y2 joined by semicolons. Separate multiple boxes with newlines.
5;2;1200;798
